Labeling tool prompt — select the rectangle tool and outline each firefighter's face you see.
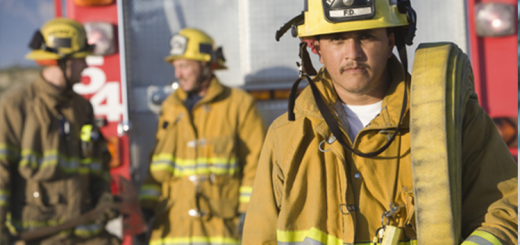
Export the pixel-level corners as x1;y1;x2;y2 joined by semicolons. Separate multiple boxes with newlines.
173;59;206;93
315;28;394;104
67;58;88;85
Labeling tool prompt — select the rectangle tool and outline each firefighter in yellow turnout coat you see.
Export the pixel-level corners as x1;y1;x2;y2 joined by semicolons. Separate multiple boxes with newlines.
243;1;517;245
0;18;119;245
139;28;266;245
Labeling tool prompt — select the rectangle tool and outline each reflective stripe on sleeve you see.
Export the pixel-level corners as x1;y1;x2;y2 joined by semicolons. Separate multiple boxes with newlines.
0;189;9;207
239;186;252;203
0;144;20;161
139;185;162;201
461;231;503;245
149;236;240;245
19;149;101;174
8;218;64;232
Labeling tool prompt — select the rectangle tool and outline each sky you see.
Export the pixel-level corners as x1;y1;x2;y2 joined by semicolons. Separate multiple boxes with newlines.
0;0;55;69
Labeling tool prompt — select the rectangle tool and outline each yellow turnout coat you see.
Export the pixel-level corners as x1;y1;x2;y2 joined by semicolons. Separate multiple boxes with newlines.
243;57;518;245
140;76;266;245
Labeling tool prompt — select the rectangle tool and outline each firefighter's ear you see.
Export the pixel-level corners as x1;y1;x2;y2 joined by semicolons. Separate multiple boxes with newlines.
387;32;395;58
313;39;323;64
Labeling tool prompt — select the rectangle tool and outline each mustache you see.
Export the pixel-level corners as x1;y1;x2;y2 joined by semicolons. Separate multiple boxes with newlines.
339;62;368;74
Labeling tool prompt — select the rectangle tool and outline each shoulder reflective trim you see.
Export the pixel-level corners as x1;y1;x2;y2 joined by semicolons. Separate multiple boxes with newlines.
0;144;20;160
74;223;104;237
139;185;162;200
462;231;503;245
239;186;252;203
150;154;239;176
149;236;241;245
277;227;343;245
19;149;102;174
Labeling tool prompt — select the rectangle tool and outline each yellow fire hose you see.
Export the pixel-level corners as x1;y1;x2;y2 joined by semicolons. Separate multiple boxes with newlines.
410;42;477;245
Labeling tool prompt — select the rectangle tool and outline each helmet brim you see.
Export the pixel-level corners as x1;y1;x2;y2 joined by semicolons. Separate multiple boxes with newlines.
26;50;91;60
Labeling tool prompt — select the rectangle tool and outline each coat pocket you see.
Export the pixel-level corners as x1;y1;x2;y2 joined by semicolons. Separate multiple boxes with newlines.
201;176;239;219
212;135;234;157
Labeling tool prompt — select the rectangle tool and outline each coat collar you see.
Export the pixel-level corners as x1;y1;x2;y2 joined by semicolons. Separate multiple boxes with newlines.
295;55;410;130
34;73;76;109
170;75;225;107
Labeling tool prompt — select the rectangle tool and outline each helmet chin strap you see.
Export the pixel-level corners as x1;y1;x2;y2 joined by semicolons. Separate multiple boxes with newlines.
57;59;74;92
200;63;211;81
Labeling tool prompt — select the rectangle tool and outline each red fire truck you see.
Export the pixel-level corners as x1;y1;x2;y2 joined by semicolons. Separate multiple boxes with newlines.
55;0;518;244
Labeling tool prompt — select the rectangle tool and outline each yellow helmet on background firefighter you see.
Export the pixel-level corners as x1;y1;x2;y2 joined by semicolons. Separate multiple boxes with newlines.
165;28;226;70
277;0;416;45
26;18;93;61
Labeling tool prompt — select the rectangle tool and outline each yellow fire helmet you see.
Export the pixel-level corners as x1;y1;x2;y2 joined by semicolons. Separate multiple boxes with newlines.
165;28;227;70
26;18;93;61
276;0;416;45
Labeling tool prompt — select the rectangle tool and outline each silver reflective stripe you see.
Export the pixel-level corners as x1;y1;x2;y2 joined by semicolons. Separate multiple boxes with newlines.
465;235;495;245
0;148;19;158
140;189;161;197
75;223;104;235
278;237;326;245
302;237;326;245
151;161;239;170
90;161;102;171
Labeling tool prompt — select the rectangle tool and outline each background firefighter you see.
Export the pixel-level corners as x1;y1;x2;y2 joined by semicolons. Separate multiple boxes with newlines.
0;18;119;245
138;28;266;245
243;0;518;244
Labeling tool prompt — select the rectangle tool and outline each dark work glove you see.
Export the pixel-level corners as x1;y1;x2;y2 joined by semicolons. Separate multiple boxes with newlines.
237;213;246;239
94;192;120;225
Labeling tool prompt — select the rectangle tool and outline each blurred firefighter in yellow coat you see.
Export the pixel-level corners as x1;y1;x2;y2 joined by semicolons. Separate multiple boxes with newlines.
0;18;119;245
138;28;266;245
243;0;517;245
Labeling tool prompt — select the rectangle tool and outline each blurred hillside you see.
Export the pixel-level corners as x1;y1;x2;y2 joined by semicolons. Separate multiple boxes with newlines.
0;66;41;99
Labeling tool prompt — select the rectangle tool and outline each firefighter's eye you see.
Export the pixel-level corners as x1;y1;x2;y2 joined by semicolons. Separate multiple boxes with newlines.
329;34;345;42
359;33;374;40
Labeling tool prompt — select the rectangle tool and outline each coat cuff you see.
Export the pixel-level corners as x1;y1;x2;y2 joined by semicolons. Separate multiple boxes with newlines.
0;189;8;208
462;230;503;245
139;184;161;210
238;186;252;213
